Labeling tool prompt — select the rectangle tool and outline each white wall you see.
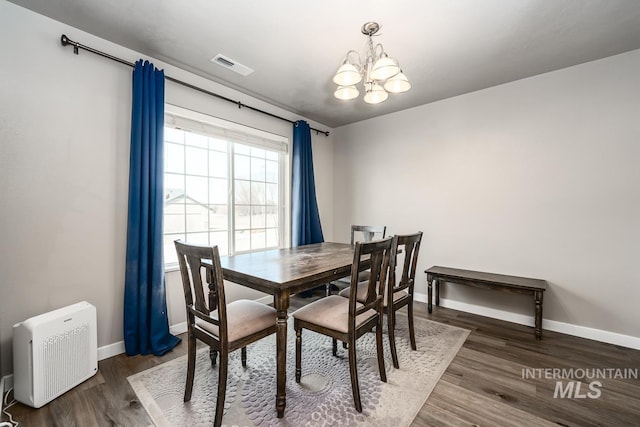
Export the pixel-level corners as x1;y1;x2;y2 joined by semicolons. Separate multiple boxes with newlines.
333;49;640;344
0;1;334;377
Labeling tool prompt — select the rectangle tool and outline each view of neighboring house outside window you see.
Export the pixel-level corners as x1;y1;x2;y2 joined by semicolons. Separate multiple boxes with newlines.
163;105;288;268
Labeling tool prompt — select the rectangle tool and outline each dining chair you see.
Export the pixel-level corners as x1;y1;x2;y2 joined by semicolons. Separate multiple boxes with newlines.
339;232;423;368
350;224;387;244
326;224;387;296
292;237;393;412
174;240;277;427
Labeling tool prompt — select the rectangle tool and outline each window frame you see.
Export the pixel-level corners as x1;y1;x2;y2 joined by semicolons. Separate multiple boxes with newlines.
163;104;290;270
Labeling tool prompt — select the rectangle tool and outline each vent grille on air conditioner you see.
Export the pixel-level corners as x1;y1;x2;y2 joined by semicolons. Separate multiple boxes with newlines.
38;323;91;403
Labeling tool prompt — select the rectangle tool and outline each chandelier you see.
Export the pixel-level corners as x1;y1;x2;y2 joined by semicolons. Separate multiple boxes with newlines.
332;22;411;104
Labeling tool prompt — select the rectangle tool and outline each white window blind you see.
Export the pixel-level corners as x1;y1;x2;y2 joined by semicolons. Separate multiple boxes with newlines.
165;105;288;154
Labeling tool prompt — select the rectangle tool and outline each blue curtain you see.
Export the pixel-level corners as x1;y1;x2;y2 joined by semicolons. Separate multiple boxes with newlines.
292;120;324;246
123;60;180;356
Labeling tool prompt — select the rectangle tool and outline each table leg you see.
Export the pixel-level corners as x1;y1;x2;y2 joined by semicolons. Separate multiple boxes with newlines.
534;290;543;340
427;274;433;313
274;291;290;417
435;278;440;307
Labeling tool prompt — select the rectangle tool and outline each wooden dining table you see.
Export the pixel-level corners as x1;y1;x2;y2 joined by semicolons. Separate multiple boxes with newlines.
217;242;359;418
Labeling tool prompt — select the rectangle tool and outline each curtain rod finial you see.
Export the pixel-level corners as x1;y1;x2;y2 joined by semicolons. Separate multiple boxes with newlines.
60;34;79;54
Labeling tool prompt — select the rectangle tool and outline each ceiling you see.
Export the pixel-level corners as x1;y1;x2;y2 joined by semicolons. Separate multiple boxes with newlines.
8;0;640;128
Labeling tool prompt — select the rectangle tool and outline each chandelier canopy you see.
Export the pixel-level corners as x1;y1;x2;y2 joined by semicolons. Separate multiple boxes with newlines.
333;22;411;104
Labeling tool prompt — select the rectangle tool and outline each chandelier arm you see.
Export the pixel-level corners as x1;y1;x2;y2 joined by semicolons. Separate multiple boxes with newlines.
344;50;362;68
373;43;386;59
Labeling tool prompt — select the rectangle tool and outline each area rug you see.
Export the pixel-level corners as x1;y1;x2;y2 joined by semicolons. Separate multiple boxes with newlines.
128;315;469;427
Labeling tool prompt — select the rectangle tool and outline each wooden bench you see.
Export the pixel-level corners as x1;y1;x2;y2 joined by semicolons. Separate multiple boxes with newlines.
425;266;547;339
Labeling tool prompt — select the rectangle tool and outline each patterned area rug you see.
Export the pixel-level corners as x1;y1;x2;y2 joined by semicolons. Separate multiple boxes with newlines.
128;315;469;427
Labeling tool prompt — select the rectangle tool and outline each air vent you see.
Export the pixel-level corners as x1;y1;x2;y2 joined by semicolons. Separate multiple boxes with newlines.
211;54;254;76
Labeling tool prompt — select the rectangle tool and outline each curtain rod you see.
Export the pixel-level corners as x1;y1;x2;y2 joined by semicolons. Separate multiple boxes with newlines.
59;34;330;136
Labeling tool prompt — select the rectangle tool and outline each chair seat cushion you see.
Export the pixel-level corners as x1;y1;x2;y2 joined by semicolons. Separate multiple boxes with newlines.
196;300;276;343
292;295;377;333
339;282;409;307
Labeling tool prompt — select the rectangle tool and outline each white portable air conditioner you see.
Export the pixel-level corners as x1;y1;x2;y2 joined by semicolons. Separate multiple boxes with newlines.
13;301;98;408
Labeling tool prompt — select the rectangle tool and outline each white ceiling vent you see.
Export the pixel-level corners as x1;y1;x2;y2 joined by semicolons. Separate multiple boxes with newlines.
211;54;254;76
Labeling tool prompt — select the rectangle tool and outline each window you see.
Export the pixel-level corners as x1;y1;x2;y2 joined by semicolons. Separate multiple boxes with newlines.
163;106;288;268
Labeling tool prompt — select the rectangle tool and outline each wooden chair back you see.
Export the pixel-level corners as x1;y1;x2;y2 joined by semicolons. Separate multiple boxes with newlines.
348;237;393;324
174;240;228;343
388;232;423;300
350;225;387;245
384;231;423;367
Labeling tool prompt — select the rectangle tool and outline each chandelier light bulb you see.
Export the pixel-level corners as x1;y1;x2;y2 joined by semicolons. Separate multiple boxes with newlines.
383;71;411;93
334;85;360;100
370;56;400;81
333;63;362;86
363;84;388;104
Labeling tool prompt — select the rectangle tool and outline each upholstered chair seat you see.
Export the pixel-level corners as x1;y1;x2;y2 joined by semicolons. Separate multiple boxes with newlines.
292;295;377;334
196;300;276;342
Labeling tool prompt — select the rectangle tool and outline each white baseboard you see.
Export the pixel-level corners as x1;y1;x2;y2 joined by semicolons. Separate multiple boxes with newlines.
97;322;189;361
97;340;126;361
414;292;640;350
541;318;640;350
170;321;187;336
413;291;429;305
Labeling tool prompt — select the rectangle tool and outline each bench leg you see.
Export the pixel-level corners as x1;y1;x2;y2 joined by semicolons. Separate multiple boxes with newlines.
435;279;440;307
427;275;433;313
534;290;543;340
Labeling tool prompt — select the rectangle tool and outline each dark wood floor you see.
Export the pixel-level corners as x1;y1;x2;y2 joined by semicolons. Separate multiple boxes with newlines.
5;289;640;426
